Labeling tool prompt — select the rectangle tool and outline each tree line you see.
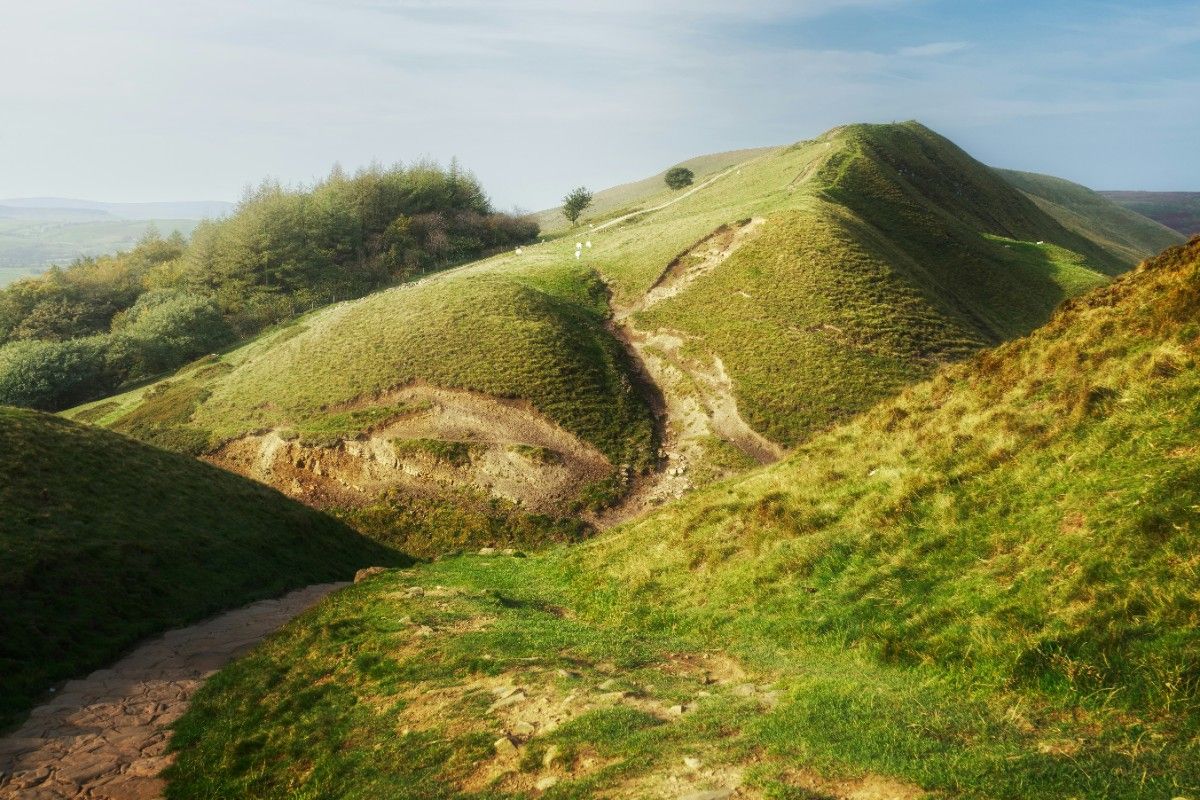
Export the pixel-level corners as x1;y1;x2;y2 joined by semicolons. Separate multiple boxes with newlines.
0;161;538;410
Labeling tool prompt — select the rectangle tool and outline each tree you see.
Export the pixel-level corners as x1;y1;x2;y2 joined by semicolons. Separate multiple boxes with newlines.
665;167;694;190
562;187;593;225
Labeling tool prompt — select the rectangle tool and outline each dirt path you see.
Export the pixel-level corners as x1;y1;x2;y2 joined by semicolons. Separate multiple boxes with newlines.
0;583;345;800
596;220;783;526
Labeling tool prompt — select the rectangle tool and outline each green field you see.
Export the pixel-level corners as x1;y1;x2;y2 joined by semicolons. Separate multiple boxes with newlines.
0;406;399;730
1099;191;1200;237
165;238;1200;799
0;215;201;278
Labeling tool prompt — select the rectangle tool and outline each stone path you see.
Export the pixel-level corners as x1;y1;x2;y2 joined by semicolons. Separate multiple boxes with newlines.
0;583;346;800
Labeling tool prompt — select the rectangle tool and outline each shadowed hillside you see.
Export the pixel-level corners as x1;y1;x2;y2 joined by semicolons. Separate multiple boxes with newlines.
0;406;399;730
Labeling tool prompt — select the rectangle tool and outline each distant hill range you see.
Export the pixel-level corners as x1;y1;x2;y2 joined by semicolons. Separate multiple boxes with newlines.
1098;191;1200;236
0;197;234;285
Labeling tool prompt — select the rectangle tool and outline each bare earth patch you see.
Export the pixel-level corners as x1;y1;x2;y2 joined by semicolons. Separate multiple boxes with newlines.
208;384;612;515
0;584;344;800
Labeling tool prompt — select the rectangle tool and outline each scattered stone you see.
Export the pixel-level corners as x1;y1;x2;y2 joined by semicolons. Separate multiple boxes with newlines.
415;625;434;637
536;775;560;791
683;755;703;769
511;721;537;737
494;736;517;756
596;690;630;704
405;586;425;598
489;691;527;712
732;683;756;697
542;744;562;768
354;566;387;583
681;790;733;800
598;678;618;690
492;685;521;700
555;668;581;679
478;547;497;556
500;548;527;558
668;703;688;716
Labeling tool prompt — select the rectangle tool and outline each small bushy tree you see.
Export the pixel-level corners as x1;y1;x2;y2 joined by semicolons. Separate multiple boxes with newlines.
562;187;593;224
665;167;694;190
0;336;115;410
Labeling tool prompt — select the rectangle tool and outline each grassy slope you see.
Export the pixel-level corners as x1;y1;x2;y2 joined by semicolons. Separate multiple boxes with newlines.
165;240;1200;798
68;258;656;482
70;122;1161;485
631;122;1125;444
997;169;1185;262
533;146;780;234
1099;191;1200;237
0;406;400;730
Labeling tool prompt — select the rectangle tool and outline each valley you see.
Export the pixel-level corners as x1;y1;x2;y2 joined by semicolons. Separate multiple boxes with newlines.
2;121;1196;800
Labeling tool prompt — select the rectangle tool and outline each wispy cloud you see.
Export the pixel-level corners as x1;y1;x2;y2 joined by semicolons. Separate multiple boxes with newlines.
898;41;970;57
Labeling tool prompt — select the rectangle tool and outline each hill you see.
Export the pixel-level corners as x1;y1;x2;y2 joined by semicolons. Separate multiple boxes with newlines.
165;237;1200;799
68;122;1175;542
1099;191;1200;236
996;170;1184;262
0;406;398;730
533;145;779;234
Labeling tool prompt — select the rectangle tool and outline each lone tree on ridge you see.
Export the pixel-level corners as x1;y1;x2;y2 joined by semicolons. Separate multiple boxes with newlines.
562;186;593;224
664;166;694;190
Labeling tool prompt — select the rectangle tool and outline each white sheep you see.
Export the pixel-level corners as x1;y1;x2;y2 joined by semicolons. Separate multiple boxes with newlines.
585;240;592;248
574;250;581;260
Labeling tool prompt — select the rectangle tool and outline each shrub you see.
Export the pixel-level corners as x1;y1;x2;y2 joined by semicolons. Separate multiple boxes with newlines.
108;290;234;380
0;336;115;410
665;166;695;190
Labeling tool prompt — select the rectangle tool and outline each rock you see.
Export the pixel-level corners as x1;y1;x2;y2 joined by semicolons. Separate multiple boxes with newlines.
598;678;618;690
478;547;497;555
681;791;732;800
542;744;562;768
511;720;536;736
596;690;630;704
494;736;517;756
556;668;581;679
489;691;527;712
405;586;425;598
492;685;521;700
536;776;560;791
353;566;387;583
683;755;703;769
667;703;688;716
501;548;526;557
732;683;756;697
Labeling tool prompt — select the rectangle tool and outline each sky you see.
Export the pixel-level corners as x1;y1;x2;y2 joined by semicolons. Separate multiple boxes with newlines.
1;0;1197;210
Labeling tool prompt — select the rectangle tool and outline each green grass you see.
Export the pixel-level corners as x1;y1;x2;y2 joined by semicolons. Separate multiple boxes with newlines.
166;239;1200;798
0;405;402;731
79;262;655;478
65;122;1174;539
997;170;1185;262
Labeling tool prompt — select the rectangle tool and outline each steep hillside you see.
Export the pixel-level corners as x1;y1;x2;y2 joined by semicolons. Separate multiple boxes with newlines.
0;406;397;730
67;260;656;547
998;170;1184;262
70;122;1169;540
166;239;1200;799
1100;191;1200;236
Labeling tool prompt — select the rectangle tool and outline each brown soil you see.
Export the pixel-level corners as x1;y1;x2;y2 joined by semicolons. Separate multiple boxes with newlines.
208;384;612;515
0;584;344;800
597;220;783;525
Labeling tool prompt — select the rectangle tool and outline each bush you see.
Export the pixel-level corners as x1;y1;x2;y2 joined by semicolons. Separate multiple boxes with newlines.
665;167;695;190
0;336;116;410
108;290;234;380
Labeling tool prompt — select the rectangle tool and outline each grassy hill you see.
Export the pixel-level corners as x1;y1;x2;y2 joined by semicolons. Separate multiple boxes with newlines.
997;170;1184;263
66;257;657;544
165;237;1200;799
1099;191;1200;237
533;146;779;234
67;122;1174;540
0;406;398;730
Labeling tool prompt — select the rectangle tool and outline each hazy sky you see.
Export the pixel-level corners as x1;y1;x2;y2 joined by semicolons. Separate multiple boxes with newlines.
1;0;1197;209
